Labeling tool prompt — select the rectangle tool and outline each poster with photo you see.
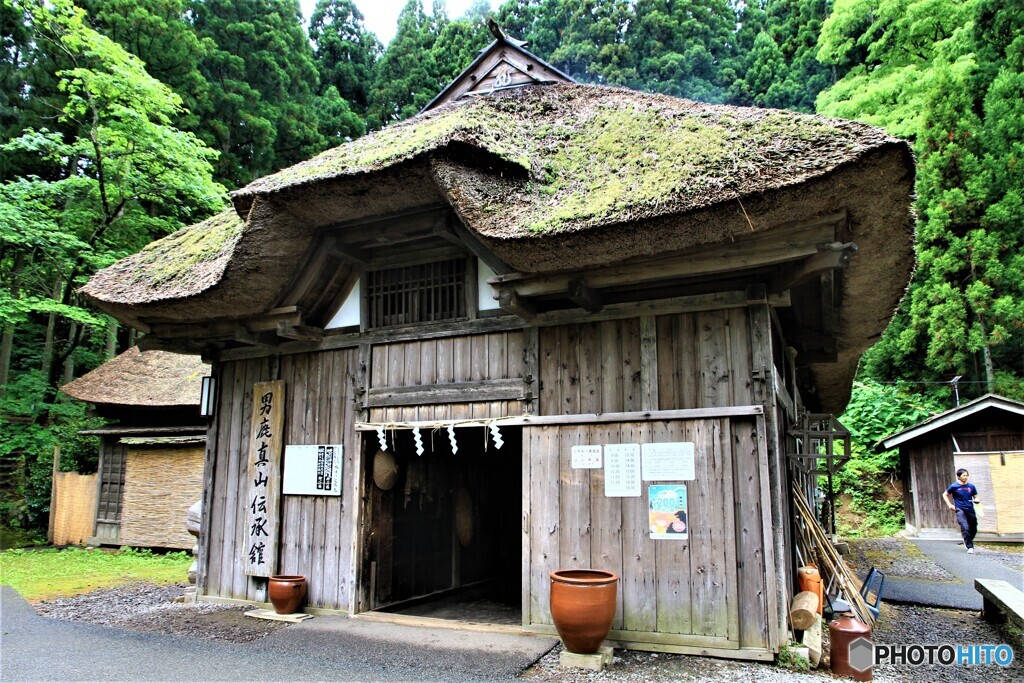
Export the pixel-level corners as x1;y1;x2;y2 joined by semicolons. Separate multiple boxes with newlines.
648;484;688;540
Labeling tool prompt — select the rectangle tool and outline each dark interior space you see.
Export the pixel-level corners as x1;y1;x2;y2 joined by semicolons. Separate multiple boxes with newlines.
362;425;522;624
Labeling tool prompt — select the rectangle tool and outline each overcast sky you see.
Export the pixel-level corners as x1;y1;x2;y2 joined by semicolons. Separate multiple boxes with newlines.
299;0;500;46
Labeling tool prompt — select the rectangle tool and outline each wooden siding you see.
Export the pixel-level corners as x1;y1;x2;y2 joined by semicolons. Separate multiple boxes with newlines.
121;445;204;549
537;312;752;417
908;437;957;530
523;415;776;653
203;349;361;610
369;331;525;423
657;309;754;409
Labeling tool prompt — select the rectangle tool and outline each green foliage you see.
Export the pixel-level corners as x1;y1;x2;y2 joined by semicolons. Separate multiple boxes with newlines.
188;0;324;187
831;380;945;535
818;0;1024;397
776;643;813;671
309;0;380;142
0;546;191;601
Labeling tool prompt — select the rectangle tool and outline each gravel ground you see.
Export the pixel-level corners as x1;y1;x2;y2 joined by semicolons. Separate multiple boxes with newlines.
33;581;1024;682
843;536;956;580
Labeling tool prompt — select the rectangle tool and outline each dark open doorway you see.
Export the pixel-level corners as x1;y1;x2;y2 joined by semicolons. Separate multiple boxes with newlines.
358;426;522;625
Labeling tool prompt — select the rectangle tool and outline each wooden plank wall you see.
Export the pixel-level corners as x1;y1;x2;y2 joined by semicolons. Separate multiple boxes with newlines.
911;437;956;530
203;349;360;610
524;416;771;653
369;331;524;422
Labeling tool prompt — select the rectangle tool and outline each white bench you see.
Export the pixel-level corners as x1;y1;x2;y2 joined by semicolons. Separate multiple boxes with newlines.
975;578;1024;630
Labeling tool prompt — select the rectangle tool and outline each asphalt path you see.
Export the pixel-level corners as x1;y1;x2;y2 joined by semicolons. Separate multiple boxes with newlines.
0;586;557;682
883;539;1024;609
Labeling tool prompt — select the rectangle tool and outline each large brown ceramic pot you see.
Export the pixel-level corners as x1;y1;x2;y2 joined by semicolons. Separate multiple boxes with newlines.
268;575;307;614
549;569;619;654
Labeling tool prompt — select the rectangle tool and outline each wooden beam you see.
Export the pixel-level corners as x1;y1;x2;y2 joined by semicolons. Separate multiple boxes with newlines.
434;213;513;275
568;278;602;313
326;242;369;267
366;378;524;407
214;290;792;361
778;242;857;290
276;321;323;342
354;405;764;429
488;219;840;297
498;289;536;320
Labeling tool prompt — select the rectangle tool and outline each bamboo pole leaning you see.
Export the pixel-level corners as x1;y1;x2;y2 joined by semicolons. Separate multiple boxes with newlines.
792;484;875;626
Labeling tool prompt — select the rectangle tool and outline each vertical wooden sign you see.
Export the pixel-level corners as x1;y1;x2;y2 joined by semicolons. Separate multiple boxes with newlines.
243;380;285;577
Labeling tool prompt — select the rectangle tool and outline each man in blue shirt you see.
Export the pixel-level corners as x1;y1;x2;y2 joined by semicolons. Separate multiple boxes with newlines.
942;468;980;553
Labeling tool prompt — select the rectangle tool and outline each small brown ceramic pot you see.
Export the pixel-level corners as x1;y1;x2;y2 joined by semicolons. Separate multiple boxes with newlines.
549;569;619;654
268;575;307;615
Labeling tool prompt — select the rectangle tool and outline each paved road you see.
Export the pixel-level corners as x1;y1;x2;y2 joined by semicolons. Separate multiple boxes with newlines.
0;586;557;682
883;539;1024;609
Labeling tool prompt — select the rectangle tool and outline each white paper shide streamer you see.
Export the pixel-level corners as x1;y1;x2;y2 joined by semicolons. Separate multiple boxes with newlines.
448;425;458;455
489;422;504;449
413;426;424;456
376;427;388;451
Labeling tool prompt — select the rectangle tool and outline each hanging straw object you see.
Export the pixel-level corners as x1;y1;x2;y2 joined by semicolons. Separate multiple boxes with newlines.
373;449;399;491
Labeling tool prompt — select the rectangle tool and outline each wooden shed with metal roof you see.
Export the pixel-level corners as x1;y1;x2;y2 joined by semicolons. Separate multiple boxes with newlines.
80;31;916;659
878;394;1024;541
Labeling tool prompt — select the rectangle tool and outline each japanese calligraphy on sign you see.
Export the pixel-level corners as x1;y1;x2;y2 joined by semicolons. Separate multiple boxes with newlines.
282;444;343;496
243;380;284;577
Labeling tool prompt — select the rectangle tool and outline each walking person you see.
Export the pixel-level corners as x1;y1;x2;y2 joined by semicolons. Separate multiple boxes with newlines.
942;468;980;553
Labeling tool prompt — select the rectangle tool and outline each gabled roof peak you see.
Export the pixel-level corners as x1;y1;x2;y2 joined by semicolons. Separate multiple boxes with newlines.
420;22;574;114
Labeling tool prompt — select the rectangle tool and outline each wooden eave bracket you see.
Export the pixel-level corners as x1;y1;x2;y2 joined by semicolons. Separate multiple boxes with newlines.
432;213;513;275
568;278;602;313
781;242;858;290
498;288;536;320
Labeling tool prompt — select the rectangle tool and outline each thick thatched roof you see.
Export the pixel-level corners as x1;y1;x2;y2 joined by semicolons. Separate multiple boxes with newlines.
61;347;207;407
80;83;916;413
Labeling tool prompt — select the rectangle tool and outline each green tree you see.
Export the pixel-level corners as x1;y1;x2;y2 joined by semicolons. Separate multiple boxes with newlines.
627;0;737;101
309;0;381;113
188;0;324;186
0;0;225;528
367;0;447;127
730;0;834;111
819;0;1024;399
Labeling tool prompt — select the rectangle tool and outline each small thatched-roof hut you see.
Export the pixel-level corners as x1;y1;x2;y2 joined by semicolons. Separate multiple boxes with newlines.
78;32;916;660
60;348;208;550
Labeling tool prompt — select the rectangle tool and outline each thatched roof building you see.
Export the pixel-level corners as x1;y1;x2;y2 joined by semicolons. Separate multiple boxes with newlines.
82;83;913;415
61;347;207;407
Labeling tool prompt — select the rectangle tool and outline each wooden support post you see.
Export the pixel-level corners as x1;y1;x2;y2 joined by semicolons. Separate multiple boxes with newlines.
522;327;539;415
639;316;658;411
47;444;59;544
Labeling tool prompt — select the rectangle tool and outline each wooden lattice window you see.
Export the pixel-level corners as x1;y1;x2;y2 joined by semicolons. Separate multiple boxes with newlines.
365;259;467;328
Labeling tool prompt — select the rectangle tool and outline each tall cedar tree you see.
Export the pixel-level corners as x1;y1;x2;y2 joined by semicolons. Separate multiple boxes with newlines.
367;0;447;128
309;0;381;143
730;0;834;112
188;0;324;187
818;0;1024;399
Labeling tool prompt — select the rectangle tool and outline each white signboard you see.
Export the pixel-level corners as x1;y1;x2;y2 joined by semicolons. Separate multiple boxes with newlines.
571;445;603;469
283;444;342;496
641;442;695;481
604;444;641;497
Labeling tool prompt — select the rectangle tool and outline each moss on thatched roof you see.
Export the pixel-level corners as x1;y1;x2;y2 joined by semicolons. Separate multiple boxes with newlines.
61;347;207;407
234;84;900;237
81;210;243;306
